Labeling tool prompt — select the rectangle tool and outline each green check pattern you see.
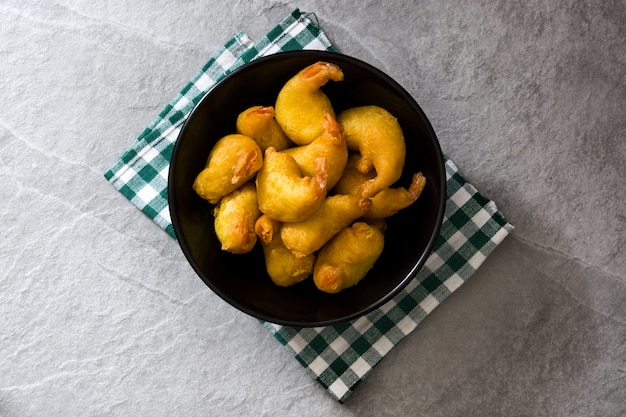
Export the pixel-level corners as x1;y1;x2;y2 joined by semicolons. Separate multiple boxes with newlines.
104;9;513;403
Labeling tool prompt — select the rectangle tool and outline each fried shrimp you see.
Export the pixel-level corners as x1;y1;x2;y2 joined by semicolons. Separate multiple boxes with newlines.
255;147;327;222
254;215;314;287
213;182;261;254
337;105;406;198
193;134;263;204
333;154;426;219
235;105;292;151
275;61;344;145
364;172;427;219
283;113;348;190
280;193;371;258
313;222;385;293
332;152;376;195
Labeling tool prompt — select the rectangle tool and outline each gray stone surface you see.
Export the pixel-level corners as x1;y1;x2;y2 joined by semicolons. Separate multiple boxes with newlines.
1;1;624;416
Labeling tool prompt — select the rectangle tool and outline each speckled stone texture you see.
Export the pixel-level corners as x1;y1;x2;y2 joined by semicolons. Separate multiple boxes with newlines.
0;1;624;416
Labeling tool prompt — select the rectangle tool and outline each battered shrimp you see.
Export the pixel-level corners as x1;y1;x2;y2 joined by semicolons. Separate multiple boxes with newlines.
313;222;385;294
334;154;425;219
364;172;427;219
255;147;327;222
235;105;292;151
283;113;348;190
213;182;261;254
337;105;406;199
275;61;344;145
332;152;376;195
280;193;371;258
193;134;263;204
255;215;314;287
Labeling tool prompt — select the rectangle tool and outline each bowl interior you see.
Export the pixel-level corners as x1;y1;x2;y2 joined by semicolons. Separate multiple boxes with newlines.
169;51;446;327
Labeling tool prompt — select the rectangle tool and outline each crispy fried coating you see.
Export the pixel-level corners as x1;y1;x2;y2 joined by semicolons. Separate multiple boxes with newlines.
364;172;427;219
334;155;426;219
193;134;263;204
332;152;376;195
255;147;327;222
283;113;348;190
254;215;314;287
213;182;261;254
364;218;388;233
337;105;406;198
235;105;292;151
275;61;344;145
313;222;385;293
281;193;371;258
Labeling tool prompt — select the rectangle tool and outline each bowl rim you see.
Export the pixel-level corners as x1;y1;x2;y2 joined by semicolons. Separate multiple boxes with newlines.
168;50;447;327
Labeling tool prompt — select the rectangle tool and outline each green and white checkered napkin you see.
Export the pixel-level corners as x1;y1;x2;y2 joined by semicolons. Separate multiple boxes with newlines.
105;9;513;403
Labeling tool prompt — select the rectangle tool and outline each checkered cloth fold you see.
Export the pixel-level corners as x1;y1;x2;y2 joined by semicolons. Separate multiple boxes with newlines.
104;8;513;403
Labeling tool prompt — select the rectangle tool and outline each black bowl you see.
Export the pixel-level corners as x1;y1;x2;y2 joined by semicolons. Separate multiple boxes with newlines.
169;50;446;327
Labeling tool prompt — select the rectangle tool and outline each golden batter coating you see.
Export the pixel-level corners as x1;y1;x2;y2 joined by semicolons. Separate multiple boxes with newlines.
364;218;388;233
313;222;385;293
337;105;406;199
283;113;348;190
332;152;376;195
193;134;263;204
235;105;292;151
254;215;314;287
334;154;425;219
213;182;261;254
275;61;344;145
280;193;371;259
364;172;427;219
255;147;327;222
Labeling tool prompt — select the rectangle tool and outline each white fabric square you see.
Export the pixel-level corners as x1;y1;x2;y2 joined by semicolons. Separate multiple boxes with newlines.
141;146;160;163
329;336;350;356
396;315;418;335
286;333;307;353
467;251;487;270
195;73;213;92
303;38;329;51
444;273;464;293
471;209;491;229
158;207;171;224
425;251;445;270
164;127;181;144
372;335;394;356
308;356;329;376
351;357;371;378
450;186;473;207
419;294;439;314
158;164;169;181
136;184;159;205
448;230;468;251
351;316;373;334
263;43;285;55
118;166;137;184
216;49;237;68
173;95;190;111
402;278;419;294
492;227;511;245
328;378;350;399
378;300;396;314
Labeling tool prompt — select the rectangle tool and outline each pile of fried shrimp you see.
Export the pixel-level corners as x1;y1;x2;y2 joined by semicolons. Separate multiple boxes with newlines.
192;61;426;294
